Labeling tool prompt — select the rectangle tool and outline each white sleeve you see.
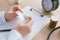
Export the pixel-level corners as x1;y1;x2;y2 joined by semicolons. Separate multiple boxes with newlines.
6;30;24;40
0;12;6;25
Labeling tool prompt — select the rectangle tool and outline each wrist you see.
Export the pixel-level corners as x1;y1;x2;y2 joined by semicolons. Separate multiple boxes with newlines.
4;14;8;22
14;26;25;37
4;13;10;22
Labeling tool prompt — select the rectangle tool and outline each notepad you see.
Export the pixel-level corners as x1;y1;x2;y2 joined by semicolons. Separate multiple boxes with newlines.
0;6;50;40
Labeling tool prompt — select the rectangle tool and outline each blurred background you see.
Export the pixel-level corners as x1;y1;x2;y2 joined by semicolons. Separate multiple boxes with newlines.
0;0;60;11
0;0;24;11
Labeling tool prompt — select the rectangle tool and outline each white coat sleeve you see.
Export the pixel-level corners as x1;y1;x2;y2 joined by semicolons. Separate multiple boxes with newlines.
0;12;6;25
6;30;24;40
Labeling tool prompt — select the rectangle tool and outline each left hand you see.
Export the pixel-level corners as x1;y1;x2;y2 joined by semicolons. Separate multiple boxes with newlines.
4;5;23;22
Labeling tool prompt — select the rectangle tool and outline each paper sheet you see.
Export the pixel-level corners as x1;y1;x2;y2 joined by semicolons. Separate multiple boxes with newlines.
0;6;50;40
23;6;50;40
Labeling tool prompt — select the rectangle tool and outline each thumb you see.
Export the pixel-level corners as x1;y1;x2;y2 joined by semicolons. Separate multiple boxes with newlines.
11;11;18;16
12;5;23;13
25;17;34;26
27;17;34;25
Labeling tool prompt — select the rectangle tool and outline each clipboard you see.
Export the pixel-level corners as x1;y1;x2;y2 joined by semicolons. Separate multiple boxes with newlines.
0;6;50;40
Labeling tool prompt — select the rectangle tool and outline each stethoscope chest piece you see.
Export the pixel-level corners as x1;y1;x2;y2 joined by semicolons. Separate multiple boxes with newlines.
42;0;59;12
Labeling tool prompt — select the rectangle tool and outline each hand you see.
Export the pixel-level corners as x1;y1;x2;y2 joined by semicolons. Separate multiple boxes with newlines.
14;17;34;37
4;5;23;22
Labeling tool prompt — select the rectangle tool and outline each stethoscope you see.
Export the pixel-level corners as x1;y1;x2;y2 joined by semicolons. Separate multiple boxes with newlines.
42;0;59;12
47;26;60;40
42;0;60;40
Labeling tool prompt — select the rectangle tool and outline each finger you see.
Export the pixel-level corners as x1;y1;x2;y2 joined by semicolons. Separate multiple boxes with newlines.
19;16;29;24
13;11;18;16
10;11;18;16
26;17;34;26
12;5;23;13
17;6;23;13
22;17;29;23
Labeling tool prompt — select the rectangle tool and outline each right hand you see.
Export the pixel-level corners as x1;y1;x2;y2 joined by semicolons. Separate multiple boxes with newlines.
14;17;34;37
4;5;23;22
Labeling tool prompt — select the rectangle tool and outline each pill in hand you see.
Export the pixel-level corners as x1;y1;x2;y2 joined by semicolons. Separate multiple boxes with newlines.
16;11;28;21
